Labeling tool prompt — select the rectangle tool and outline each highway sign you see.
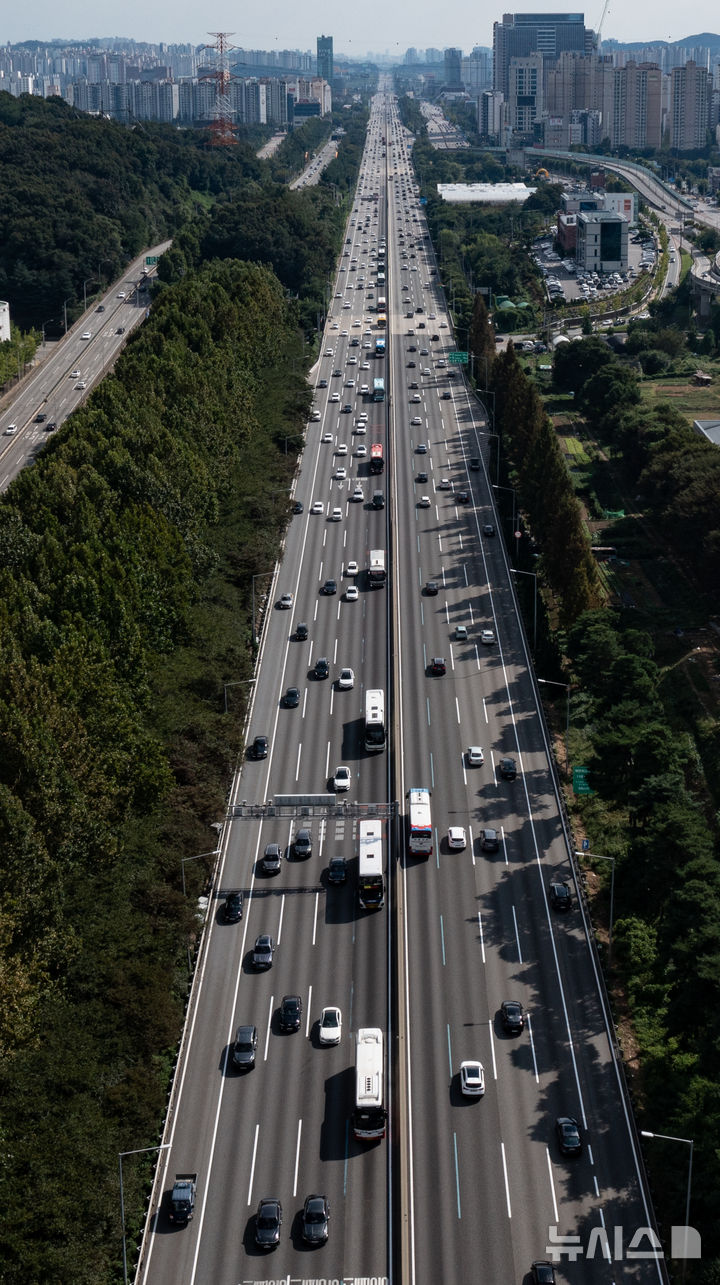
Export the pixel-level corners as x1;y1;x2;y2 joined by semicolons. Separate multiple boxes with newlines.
145;256;158;265
449;351;468;365
572;766;593;795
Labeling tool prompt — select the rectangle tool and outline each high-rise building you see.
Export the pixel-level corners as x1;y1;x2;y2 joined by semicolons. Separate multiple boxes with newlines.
611;61;663;149
493;12;595;96
317;35;333;82
670;60;710;150
479;89;505;139
508;52;543;132
444;47;462;88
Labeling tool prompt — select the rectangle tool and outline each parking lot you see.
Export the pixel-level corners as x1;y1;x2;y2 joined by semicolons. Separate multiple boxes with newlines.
533;232;655;304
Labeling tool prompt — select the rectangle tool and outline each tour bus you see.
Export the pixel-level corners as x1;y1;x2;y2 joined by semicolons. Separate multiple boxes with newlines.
364;689;386;753
358;818;385;908
353;1028;387;1139
407;786;433;857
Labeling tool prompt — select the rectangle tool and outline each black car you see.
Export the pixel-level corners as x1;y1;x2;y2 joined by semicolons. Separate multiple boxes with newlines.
408;344;417;352
283;686;301;708
45;421;57;432
302;1193;330;1244
417;471;428;483
232;1024;258;1070
480;827;499;852
279;994;303;1032
429;656;446;676
342;404;352;414
424;581;439;596
255;1197;282;1248
35;412;47;423
253;934;275;969
318;378;328;388
116;326;125;335
483;523;495;536
500;1000;525;1035
499;756;517;780
430;333;440;341
223;890;243;922
314;657;329;680
294;827;313;858
333;368;342;377
262;842;282;875
555;1116;582;1156
327;856;347;885
295;621;308;641
549;881;573;912
407;360;416;368
470;457;481;470
292;500;304;515
442;391;452;399
457;491;470;505
251;735;269;760
531;1264;556;1284
321;579;337;595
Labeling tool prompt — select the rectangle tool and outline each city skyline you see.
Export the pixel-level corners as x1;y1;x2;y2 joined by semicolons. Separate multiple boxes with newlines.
2;0;720;58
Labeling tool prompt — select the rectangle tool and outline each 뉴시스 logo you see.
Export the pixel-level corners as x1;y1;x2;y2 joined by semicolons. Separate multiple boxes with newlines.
545;1224;702;1262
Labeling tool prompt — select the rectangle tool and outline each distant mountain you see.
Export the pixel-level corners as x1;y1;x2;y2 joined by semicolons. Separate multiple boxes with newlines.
603;31;720;52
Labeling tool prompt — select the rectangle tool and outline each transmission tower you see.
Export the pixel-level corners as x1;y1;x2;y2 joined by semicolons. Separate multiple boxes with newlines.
202;31;237;146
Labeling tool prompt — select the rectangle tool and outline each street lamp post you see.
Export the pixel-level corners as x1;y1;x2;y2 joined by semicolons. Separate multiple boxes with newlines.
181;848;220;897
119;1143;170;1285
477;428;500;486
251;570;275;648
640;1130;694;1282
41;318;56;349
538;677;570;773
61;298;72;334
82;277;98;314
575;849;615;967
492;482;516;531
223;676;256;716
509;567;537;651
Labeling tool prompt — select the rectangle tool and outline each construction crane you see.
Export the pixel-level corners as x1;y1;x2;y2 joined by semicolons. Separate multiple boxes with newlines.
595;0;610;48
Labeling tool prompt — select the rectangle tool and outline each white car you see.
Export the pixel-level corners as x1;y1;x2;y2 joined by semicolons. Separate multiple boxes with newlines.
448;827;467;850
331;506;343;522
278;592;294;610
351;486;364;503
338;667;355;689
411;416;423;426
345;379;355;388
117;290;127;299
418;495;431;508
336;443;348;456
310;410;321;421
80;332;92;340
355;445;367;457
335;467;347;480
4;423;18;435
411;393;421;403
460;1061;486;1096
70;369;81;378
437;479;451;490
334;765;351;792
311;501;325;515
360;360;370;369
319;1006;342;1046
345;561;359;577
330;393;340;403
75;380;87;390
347;356;357;365
322;432;333;443
345;585;359;602
466;746;484;767
481;629;496;645
325;347;334;356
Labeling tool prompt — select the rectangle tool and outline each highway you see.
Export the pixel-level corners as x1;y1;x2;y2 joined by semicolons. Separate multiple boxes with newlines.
135;86;665;1285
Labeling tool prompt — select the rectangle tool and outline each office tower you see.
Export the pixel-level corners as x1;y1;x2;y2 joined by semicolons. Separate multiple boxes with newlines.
317;35;333;82
508;52;543;132
444;47;462;88
670;60;711;150
493;12;595;95
479;89;505;139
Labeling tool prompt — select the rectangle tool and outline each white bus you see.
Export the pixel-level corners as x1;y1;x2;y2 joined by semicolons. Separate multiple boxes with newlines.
407;786;433;858
353;1028;387;1139
364;689;386;753
358;818;385;909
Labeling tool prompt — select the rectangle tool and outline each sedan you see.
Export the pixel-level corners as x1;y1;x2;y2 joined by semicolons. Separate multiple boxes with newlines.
35;412;47;423
355;444;367;457
351;486;364;503
410;416;423;426
338;667;355;689
330;393;340;403
311;500;324;515
319;1006;342;1045
437;478;451;490
345;561;358;576
283;686;300;708
460;1060;486;1096
418;495;431;508
4;423;18;435
480;827;499;852
255;1197;282;1248
345;585;359;602
336;443;348;456
250;735;268;759
499;756;517;780
429;657;446;676
262;843;282;875
75;381;87;390
80;331;92;340
424;581;439;596
223;890;243;922
480;629;495;645
277;592;294;610
327;857;347;885
448;827;467;850
410;393;421;403
233;1024;258;1071
555;1116;582;1156
466;746;484;766
342;404;353;414
253;934;275;969
70;369;81;378
501;1000;525;1035
302;1193;330;1245
279;994;303;1032
483;523;495;536
549;881;572;911
321;579;337;595
335;467;347;480
334;765;351;792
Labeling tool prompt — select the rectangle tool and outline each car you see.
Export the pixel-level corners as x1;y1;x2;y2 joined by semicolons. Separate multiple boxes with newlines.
283;686;300;708
531;1264;556;1284
480;827;499;852
75;380;87;390
345;379;355;388
116;326;125;335
96;304;105;313
345;585;359;601
407;360;417;368
322;579;337;596
302;1193;330;1244
480;629;495;645
295;621;308;640
330;392;340;403
345;560;359;577
455;625;468;642
70;369;81;378
483;523;495;536
294;827;313;858
448;827;467;850
500;1000;525;1035
411;416;423;427
437;478;451;490
442;390;452;400
334;765;351;792
549;880;573;911
278;592;294;610
342;404;353;414
354;422;366;435
408;343;417;350
335;467;347;482
314;656;329;681
279;994;303;1032
499;756;517;780
319;1005;342;1044
424;581;439;596
555;1116;582;1156
417;470;428;483
35;412;47;423
330;507;343;522
310;410;321;422
456;490;470;506
292;500;304;515
233;1024;258;1071
80;331;92;340
411;393;421;403
338;667;355;690
327;858;347;886
250;735;269;760
223;890;243;922
429;657;446;676
466;745;484;766
311;500;324;515
45;421;57;432
318;378;328;388
418;495;431;508
117;290;127;299
460;1060;486;1096
253;934;275;969
255;1196;282;1247
262;842;282;874
355;445;367;457
336;443;348;456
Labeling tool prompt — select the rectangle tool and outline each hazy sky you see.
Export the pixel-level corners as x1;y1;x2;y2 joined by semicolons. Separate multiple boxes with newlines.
2;0;719;53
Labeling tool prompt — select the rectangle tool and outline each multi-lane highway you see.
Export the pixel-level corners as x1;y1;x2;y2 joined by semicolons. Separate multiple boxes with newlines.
136;86;665;1285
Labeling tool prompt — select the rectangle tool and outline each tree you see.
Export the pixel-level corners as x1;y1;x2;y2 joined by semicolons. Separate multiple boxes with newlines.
553;336;613;392
469;292;495;385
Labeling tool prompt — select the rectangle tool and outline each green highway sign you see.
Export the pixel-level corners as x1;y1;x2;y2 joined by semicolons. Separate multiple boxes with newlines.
572;766;593;796
145;256;158;265
449;351;468;365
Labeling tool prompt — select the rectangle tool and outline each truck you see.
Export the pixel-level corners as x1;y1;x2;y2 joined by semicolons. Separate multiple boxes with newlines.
169;1173;197;1226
